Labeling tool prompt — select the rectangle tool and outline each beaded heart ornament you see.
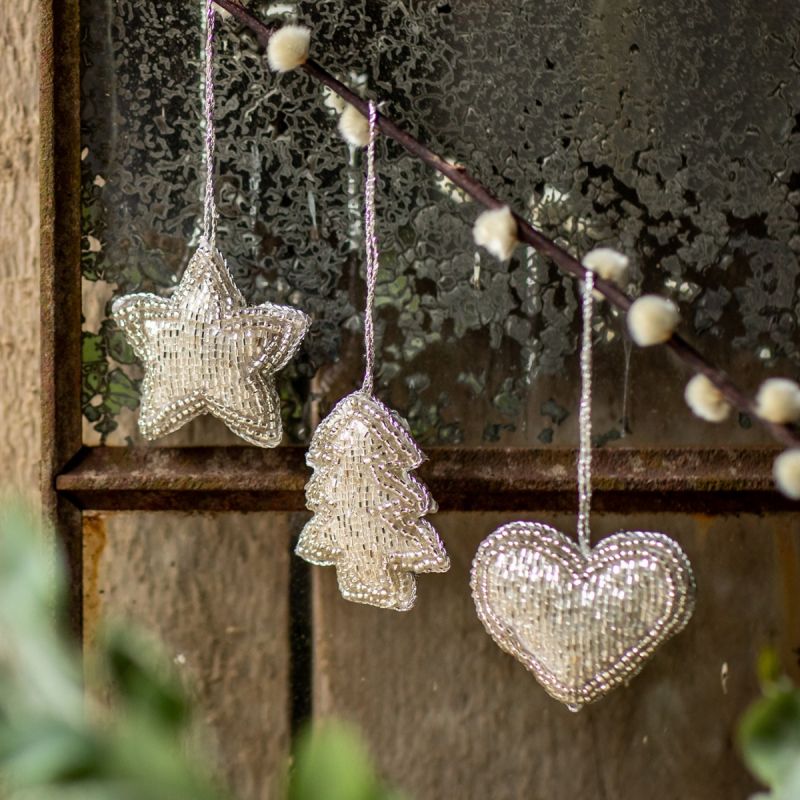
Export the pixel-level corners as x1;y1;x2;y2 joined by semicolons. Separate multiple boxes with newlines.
471;270;696;709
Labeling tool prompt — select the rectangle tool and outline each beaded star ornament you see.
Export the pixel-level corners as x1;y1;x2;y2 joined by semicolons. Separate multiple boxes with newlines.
471;270;696;710
112;1;309;446
295;102;449;611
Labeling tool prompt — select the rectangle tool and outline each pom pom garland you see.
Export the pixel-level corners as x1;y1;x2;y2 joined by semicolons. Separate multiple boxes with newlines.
774;449;800;499
684;374;731;422
338;103;370;147
473;206;518;261
627;295;679;346
755;378;800;424
267;25;311;73
582;247;629;285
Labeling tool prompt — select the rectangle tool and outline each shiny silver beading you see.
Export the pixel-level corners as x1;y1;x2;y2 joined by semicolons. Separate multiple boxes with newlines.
112;0;309;444
296;102;449;610
296;392;449;610
471;271;696;708
113;242;309;446
471;521;696;709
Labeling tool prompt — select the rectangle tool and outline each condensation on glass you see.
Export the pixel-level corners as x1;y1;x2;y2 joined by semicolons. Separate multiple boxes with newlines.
80;0;800;447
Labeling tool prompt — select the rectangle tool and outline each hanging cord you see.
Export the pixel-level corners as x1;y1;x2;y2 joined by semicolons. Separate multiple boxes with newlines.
576;270;594;555
361;101;379;396
202;0;218;246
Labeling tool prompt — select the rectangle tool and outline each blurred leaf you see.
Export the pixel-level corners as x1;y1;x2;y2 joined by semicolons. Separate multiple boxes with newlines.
739;683;800;788
101;627;190;735
0;504;225;800
289;721;403;800
0;721;100;785
0;502;400;800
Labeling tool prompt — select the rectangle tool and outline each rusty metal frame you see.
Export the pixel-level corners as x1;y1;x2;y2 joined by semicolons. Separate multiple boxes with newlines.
40;0;83;638
56;445;789;513
40;0;792;641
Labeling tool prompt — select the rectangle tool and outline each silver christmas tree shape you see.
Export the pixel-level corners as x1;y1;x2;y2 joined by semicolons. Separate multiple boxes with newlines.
295;391;449;610
296;102;448;609
112;242;309;446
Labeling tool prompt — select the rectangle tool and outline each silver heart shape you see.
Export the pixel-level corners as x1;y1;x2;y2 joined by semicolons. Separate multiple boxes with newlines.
471;521;695;709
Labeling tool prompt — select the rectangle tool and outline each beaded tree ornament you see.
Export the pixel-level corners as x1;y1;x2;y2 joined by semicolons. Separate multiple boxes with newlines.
112;1;309;447
471;270;696;710
295;102;449;611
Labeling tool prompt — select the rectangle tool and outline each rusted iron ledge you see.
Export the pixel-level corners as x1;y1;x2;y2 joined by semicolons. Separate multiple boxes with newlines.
213;0;800;451
57;446;791;513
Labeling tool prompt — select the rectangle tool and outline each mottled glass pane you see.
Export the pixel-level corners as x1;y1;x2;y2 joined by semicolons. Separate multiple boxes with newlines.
80;0;800;446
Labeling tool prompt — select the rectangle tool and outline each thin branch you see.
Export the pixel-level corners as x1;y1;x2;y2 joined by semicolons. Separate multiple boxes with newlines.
214;0;800;450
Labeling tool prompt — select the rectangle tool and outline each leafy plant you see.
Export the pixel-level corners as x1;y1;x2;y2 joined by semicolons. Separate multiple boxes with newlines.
289;722;403;800
739;649;800;799
0;503;400;800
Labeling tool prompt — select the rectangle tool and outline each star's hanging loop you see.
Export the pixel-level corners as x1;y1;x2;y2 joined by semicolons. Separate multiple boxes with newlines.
203;0;218;246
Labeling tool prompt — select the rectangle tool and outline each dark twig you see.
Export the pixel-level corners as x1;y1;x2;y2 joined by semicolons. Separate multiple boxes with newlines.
214;0;800;450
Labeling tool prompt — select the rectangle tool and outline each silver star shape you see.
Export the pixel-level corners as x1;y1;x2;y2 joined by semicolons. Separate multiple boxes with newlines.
112;242;310;447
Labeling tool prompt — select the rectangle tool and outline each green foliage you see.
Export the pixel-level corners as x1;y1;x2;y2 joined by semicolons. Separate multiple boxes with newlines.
81;321;141;443
739;649;800;800
288;722;404;800
0;503;401;800
0;504;225;800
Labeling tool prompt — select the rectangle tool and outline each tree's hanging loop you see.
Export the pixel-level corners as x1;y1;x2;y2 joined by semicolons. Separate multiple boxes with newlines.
361;101;379;397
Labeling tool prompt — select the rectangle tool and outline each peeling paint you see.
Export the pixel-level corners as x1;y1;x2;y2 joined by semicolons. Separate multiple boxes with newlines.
82;512;107;650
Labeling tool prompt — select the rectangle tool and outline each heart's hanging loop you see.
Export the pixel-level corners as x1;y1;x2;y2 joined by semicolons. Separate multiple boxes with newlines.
577;270;594;555
361;101;379;397
202;0;218;247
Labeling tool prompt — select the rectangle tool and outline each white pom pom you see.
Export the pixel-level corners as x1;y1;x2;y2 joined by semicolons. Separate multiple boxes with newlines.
627;295;679;346
472;206;518;261
582;247;629;285
684;374;731;422
774;449;800;499
267;25;310;73
755;378;800;424
338;103;369;147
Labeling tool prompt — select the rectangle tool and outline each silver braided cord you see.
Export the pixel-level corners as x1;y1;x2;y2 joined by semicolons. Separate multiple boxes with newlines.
361;101;379;396
576;270;594;555
202;0;218;246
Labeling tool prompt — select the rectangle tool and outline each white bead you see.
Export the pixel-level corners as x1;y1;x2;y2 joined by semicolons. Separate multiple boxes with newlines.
582;247;629;285
627;295;679;346
684;374;731;422
267;25;311;73
755;378;800;423
338;103;370;147
774;449;800;499
472;206;518;261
